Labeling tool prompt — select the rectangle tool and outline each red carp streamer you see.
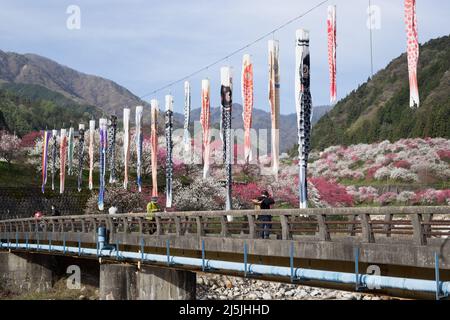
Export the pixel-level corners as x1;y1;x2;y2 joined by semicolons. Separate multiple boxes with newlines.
241;54;254;163
405;0;420;108
268;40;280;179
201;79;211;179
59;128;67;194
327;5;337;104
150;100;159;199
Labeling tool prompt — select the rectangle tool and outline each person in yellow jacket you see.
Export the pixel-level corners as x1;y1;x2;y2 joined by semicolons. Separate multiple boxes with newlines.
146;200;159;234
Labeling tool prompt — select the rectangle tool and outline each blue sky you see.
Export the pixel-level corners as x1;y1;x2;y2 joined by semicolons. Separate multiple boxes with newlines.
0;0;449;114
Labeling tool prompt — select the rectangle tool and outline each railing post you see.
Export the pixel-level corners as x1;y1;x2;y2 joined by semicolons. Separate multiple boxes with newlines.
247;214;256;239
138;217;143;234
317;214;331;241
155;216;162;236
220;215;229;237
383;214;393;237
410;214;427;245
360;213;375;243
423;214;434;240
347;214;357;236
174;216;181;236
196;216;204;237
280;215;290;240
81;219;86;233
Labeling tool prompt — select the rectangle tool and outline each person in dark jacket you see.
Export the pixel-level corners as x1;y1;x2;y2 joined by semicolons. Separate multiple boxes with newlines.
252;190;275;239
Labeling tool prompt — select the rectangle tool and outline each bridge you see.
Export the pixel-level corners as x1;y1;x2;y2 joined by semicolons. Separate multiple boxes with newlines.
1;206;450;300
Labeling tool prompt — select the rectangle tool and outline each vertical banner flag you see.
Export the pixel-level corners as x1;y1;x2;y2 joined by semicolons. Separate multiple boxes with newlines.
327;5;337;104
241;54;254;163
123;108;131;189
183;81;192;163
221;67;233;214
150;100;159;200
98;118;107;210
77;124;85;192
59;128;67;194
88;120;95;190
200;79;211;179
295;29;313;209
67;126;74;175
165;95;174;208
135;106;144;192
108;115;118;183
268;40;280;179
51;129;57;191
41;130;51;193
405;0;420;108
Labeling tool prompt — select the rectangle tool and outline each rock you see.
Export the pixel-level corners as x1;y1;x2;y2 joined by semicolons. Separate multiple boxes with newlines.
219;295;227;300
197;277;204;285
262;293;272;300
78;295;86;300
285;290;295;297
248;293;257;300
225;280;233;289
310;290;321;297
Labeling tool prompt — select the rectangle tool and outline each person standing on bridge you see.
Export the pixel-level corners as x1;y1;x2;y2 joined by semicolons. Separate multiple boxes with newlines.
252;190;275;239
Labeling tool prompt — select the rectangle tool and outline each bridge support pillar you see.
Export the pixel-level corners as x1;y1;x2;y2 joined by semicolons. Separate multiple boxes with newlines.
99;263;137;300
0;252;54;295
138;266;196;300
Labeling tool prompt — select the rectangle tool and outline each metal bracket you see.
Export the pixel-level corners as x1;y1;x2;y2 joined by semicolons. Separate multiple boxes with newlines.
354;247;367;291
48;233;52;252
15;231;18;249
63;233;66;255
166;239;173;266
26;232;29;250
435;252;449;300
140;237;145;262
115;239;120;260
289;242;307;283
78;233;81;256
201;239;210;272
244;242;253;277
36;232;40;251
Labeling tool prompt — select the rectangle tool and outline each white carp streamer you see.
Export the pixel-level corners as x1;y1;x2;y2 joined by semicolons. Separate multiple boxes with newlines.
295;29;313;209
165;95;174;208
405;0;420;108
98;118;108;210
327;5;337;104
200;79;211;179
268;40;280;179
67;127;74;176
88;120;95;190
150;100;159;200
41;130;50;194
77;124;85;192
51;129;57;191
241;54;254;163
135;106;144;192
183;81;192;164
221;67;233;215
123;108;131;189
59;128;67;194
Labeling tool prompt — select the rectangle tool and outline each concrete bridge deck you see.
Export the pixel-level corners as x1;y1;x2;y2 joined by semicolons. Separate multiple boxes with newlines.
1;206;449;299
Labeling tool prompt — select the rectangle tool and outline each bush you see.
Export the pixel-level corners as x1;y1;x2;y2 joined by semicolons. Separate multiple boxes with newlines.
85;184;147;214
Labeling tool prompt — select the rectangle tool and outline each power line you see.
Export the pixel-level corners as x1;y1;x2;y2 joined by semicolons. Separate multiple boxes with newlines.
139;0;330;99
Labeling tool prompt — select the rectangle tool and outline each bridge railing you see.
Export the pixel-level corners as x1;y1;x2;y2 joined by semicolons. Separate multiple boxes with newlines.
1;206;449;245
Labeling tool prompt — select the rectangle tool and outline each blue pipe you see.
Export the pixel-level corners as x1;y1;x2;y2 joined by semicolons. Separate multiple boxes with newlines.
1;242;449;297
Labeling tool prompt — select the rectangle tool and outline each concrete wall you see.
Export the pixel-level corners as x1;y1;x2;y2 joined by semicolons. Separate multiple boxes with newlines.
0;252;54;294
100;263;137;300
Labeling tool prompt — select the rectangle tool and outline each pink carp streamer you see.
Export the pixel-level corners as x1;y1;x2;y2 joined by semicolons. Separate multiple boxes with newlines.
241;54;254;163
268;40;280;179
201;79;211;179
150;100;159;200
327;5;337;104
59;129;67;194
123;108;131;189
88;120;95;190
405;0;420;108
41;130;51;193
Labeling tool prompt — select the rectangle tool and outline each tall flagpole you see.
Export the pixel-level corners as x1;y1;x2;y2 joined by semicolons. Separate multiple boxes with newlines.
221;67;233;214
268;40;280;179
295;29;313;209
150;100;159;201
165;95;174;209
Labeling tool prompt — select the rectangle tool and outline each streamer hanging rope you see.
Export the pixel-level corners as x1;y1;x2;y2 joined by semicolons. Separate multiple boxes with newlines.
221;67;233;214
150;100;159;200
165;95;174;209
88;120;95;190
123;108;131;189
183;81;192;164
327;5;337;104
295;29;313;209
135;106;144;192
405;0;420;108
77;124;85;192
98;118;108;210
268;40;280;179
51;129;57;191
41;130;50;194
59;128;67;194
241;54;254;163
201;79;211;179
